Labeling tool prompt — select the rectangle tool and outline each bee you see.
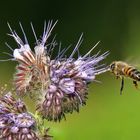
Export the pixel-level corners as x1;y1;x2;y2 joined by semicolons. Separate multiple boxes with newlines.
110;61;140;94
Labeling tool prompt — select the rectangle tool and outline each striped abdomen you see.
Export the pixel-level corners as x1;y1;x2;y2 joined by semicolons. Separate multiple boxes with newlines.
123;66;140;81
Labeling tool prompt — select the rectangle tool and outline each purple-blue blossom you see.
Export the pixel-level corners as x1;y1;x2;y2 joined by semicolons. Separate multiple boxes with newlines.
4;21;109;122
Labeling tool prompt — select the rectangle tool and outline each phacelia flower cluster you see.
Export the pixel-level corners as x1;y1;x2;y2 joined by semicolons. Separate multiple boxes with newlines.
0;92;52;140
5;21;109;121
0;92;35;139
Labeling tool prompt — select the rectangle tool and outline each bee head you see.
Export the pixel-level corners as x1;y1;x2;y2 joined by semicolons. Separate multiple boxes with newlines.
110;61;116;72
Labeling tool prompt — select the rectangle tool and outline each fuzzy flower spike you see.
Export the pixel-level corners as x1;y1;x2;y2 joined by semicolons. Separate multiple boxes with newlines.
5;21;109;121
7;21;57;96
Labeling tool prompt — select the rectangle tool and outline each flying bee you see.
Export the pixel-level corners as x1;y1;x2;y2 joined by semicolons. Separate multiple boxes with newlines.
110;61;140;95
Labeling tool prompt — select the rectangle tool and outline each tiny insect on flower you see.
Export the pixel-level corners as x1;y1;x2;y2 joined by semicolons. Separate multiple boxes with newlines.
3;20;109;122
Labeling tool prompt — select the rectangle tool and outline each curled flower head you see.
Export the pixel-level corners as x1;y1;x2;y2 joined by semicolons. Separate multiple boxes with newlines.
7;21;56;96
0;93;37;139
0;92;27;114
0;93;52;140
4;21;109;121
37;41;109;121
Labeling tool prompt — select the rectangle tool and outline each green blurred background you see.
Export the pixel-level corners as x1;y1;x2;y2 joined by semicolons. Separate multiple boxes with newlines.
1;0;140;140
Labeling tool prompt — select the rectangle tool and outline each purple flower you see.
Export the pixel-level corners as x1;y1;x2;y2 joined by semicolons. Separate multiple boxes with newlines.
0;92;52;140
0;93;38;139
37;47;108;121
5;21;109;121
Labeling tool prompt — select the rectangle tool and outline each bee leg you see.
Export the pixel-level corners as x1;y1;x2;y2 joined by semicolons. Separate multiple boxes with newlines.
120;77;124;95
133;81;138;89
116;74;121;79
116;75;119;79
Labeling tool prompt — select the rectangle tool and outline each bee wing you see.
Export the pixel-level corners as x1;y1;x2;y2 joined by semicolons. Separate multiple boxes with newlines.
124;57;140;68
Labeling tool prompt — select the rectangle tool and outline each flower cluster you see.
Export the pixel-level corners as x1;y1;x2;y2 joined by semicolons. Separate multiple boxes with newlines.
37;49;108;121
0;92;52;140
5;21;109;122
0;92;35;139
